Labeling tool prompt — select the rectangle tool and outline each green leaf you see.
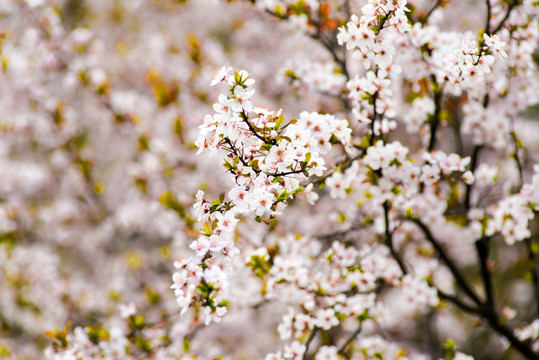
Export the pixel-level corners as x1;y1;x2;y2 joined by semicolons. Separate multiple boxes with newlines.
173;116;185;143
183;337;191;352
358;309;370;321
160;192;187;219
223;158;235;171
88;326;110;344
445;339;456;360
276;190;290;202
247;254;271;278
275;114;285;129
261;143;273;152
203;222;211;236
134;336;152;353
404;208;413;219
304;152;312;165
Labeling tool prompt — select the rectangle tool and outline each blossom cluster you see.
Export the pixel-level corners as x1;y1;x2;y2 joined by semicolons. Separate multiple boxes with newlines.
1;0;539;359
173;67;353;324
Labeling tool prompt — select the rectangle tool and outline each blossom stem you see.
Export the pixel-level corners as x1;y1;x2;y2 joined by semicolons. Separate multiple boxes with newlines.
241;111;276;145
223;138;251;169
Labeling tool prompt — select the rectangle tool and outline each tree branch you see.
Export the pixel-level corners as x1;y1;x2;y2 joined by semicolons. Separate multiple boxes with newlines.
413;219;482;305
427;77;443;152
476;236;495;309
384;201;407;275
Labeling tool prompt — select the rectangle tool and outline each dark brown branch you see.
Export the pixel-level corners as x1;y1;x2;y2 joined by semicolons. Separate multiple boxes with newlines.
476;236;495;309
384;201;407;275
437;289;483;315
486;316;539;360
413;219;482;305
223;138;251;168
241;111;276;145
417;220;539;360
427;77;443;152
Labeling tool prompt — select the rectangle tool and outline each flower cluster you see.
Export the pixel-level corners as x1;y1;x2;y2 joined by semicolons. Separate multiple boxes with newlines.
46;327;128;360
516;319;539;352
486;190;536;245
1;0;538;359
282;59;346;95
173;68;353;324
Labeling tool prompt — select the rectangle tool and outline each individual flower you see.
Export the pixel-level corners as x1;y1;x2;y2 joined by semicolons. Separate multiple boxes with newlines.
315;346;339;360
211;66;234;86
325;171;352;199
283;341;306;360
213;211;239;232
315;308;340;330
483;33;507;59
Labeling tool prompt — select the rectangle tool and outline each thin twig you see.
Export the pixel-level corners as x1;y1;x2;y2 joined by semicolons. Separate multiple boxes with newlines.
420;0;444;25
485;0;492;34
464;145;483;210
338;323;362;355
509;121;524;191
490;0;521;35
302;327;320;360
437;289;482;315
526;238;539;318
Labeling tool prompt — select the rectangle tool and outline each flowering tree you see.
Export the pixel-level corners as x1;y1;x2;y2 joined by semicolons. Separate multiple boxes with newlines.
1;0;539;359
